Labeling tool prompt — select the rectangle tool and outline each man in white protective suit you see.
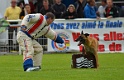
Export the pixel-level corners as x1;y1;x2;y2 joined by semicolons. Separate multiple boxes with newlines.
17;12;64;72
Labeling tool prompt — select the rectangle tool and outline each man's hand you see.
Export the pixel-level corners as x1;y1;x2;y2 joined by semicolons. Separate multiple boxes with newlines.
54;35;64;44
107;16;113;19
96;16;101;20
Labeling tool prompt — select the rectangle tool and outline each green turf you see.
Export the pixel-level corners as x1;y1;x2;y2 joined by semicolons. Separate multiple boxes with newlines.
0;53;124;80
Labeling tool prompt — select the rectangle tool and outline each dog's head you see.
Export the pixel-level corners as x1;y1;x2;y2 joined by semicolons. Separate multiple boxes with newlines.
75;30;90;46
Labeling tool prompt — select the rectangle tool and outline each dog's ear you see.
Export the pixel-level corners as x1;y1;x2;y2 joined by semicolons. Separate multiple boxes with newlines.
84;33;90;37
81;30;84;35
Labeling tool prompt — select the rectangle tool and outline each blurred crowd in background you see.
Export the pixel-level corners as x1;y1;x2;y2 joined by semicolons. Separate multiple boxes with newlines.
3;0;124;20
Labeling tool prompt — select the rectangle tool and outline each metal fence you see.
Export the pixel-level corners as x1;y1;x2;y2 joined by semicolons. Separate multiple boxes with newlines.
0;20;47;54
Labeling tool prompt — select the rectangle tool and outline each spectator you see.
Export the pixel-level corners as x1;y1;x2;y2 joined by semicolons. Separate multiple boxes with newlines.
4;0;21;20
35;0;54;13
4;0;21;52
84;0;99;18
52;0;66;18
61;4;77;19
34;0;43;13
74;0;87;18
98;0;107;18
20;4;33;19
40;0;54;15
104;0;119;18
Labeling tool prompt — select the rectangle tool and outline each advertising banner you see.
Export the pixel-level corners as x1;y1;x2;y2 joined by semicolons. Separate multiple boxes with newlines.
48;18;124;53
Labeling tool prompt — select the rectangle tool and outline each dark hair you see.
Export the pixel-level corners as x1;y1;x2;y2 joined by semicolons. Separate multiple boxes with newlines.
43;0;49;2
87;0;92;4
101;0;106;3
45;12;55;19
24;4;30;7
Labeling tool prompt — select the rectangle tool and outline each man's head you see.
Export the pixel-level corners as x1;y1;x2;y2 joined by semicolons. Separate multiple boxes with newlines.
45;12;55;25
87;0;95;6
79;0;84;3
11;0;17;7
101;0;107;6
43;0;49;7
24;4;31;14
107;0;113;8
55;0;61;4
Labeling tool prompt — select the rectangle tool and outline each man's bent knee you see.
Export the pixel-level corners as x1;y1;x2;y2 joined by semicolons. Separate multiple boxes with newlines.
34;46;43;54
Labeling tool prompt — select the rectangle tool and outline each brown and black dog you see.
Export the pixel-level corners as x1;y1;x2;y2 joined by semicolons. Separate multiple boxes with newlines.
75;30;99;68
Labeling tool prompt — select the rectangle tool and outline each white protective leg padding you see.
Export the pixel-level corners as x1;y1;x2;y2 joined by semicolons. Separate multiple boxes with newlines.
33;52;43;67
33;40;43;67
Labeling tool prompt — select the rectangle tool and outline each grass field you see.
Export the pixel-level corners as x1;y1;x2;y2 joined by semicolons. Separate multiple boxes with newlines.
0;53;124;80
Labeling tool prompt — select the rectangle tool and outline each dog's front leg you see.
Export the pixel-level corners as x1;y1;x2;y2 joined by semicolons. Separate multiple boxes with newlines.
93;50;99;68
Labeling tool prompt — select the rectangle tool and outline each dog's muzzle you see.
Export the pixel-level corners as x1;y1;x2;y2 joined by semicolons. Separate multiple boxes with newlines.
75;35;86;46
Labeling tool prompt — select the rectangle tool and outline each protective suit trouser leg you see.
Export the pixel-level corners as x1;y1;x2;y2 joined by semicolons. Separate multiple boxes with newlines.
32;40;43;67
17;31;34;71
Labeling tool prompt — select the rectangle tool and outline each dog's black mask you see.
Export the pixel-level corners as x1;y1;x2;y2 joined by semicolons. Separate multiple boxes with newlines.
75;35;86;44
75;31;89;46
